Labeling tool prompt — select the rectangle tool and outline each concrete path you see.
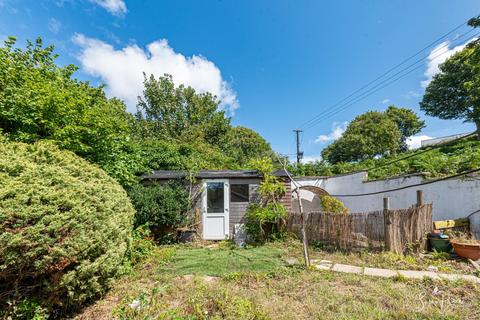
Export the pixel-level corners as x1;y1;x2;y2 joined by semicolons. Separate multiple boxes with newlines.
312;260;480;284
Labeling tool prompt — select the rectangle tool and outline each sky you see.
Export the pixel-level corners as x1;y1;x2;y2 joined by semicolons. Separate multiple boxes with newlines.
0;0;479;162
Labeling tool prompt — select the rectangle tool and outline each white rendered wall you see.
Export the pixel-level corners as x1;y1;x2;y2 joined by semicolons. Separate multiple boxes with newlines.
292;172;480;237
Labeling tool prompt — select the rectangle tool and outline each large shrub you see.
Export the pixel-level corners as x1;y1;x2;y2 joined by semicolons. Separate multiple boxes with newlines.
128;182;190;239
0;139;134;312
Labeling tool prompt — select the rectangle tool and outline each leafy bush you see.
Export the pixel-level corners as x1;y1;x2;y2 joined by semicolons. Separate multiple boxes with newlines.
245;203;288;243
244;158;288;243
126;227;157;266
128;182;190;239
320;196;348;214
0;139;134;314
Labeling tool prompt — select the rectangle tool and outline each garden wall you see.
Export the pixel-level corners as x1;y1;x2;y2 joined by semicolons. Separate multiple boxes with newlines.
292;172;480;238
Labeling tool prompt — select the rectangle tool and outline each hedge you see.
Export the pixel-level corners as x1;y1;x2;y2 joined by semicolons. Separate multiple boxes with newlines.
0;139;134;311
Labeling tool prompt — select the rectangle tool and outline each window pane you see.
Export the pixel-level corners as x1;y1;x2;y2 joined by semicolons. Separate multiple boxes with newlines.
207;182;224;213
231;184;249;202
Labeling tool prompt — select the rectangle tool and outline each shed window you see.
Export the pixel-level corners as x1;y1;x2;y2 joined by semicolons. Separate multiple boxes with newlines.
231;184;249;202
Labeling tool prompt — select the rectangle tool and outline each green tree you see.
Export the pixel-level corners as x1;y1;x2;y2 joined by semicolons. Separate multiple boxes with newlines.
136;74;231;147
420;17;480;139
385;105;425;150
0;37;138;185
224;126;273;166
321;111;402;163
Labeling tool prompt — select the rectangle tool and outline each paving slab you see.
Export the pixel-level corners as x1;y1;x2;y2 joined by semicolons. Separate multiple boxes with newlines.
364;267;398;278
332;264;363;274
398;270;440;280
439;273;480;284
314;264;332;271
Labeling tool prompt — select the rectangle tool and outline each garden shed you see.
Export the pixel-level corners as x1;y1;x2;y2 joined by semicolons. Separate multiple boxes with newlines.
141;169;292;240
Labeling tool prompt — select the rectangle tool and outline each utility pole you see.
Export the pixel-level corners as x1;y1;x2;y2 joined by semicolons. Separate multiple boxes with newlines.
293;129;303;165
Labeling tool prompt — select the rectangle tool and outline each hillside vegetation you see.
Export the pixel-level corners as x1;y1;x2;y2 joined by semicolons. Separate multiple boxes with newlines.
290;136;480;180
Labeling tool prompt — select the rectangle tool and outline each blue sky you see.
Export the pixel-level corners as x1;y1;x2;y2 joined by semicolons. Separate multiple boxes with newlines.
0;0;479;161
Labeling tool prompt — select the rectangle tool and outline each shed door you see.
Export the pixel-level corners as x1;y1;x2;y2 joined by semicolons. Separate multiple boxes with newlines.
203;180;229;240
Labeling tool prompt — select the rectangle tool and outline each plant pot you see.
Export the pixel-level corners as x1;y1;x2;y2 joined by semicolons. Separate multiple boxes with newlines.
177;229;196;243
451;240;480;260
428;237;452;253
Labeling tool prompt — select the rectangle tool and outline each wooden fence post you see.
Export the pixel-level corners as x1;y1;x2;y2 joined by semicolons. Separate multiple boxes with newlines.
383;197;391;251
416;190;423;207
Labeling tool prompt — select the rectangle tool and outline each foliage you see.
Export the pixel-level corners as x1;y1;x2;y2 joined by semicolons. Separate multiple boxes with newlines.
0;37;138;186
420;19;480;138
244;157;287;243
0;38;274;188
320;195;348;214
137;139;236;173
385;106;425;150
248;157;286;201
1;298;49;320
126;227;158;266
224;126;273;167
321;111;402;163
0;139;134;312
245;203;288;243
136;74;231;147
128;181;190;238
290;136;480;180
321;107;424;163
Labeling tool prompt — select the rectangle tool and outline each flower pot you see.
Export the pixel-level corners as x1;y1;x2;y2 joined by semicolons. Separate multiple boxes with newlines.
451;240;480;260
177;229;196;243
428;237;452;253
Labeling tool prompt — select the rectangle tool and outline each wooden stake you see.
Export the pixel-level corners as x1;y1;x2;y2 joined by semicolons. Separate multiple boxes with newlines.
383;197;392;252
295;188;310;267
416;190;423;207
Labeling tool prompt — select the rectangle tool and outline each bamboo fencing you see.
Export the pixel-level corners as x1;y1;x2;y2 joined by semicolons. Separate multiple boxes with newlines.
285;204;433;254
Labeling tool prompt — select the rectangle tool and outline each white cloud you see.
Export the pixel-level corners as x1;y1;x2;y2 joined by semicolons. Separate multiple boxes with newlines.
72;34;239;114
301;155;322;164
89;0;127;16
381;98;390;105
48;18;61;34
315;122;348;143
421;38;476;88
406;135;433;150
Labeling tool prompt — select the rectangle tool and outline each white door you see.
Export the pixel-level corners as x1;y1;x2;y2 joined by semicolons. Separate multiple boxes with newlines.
203;180;229;240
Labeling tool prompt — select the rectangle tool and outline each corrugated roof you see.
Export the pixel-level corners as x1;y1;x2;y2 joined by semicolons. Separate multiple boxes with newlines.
141;169;290;180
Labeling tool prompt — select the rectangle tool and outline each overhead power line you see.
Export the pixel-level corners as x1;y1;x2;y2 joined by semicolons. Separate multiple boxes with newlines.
297;15;478;131
328;168;480;198
302;29;479;131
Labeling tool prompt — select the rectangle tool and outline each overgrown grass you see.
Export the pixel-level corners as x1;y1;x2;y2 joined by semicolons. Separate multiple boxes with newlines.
307;240;476;274
74;242;480;320
289;136;480;180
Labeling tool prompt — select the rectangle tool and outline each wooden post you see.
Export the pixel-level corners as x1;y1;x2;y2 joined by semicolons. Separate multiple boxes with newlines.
295;188;310;267
416;190;423;207
383;197;392;252
383;197;390;211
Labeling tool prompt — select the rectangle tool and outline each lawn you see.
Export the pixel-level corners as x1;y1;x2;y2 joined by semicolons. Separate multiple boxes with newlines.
160;244;284;276
74;242;480;320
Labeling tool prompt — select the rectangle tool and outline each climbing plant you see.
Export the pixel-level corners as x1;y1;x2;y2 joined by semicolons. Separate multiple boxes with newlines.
245;157;287;243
